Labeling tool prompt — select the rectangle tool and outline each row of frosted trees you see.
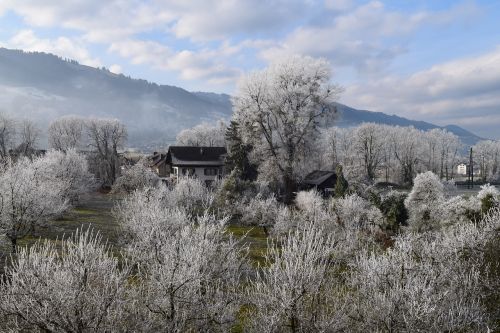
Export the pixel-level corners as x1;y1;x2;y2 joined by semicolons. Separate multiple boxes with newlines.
0;113;127;186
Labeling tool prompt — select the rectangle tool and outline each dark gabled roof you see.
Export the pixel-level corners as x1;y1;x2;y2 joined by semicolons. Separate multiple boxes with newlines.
303;170;336;186
149;152;167;167
167;146;226;164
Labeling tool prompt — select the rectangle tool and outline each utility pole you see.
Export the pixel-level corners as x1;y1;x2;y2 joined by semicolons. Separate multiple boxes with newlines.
469;147;474;189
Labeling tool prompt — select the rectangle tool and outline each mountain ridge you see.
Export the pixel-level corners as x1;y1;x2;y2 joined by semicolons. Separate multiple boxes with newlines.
0;47;484;148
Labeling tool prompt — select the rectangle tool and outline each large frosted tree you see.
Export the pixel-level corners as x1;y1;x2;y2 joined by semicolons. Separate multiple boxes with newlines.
48;116;86;151
233;55;342;202
86;118;127;185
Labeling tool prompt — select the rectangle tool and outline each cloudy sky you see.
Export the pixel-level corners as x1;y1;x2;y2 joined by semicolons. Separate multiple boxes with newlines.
0;0;499;138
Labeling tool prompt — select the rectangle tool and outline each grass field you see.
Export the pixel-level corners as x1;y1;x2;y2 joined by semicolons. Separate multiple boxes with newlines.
0;192;269;268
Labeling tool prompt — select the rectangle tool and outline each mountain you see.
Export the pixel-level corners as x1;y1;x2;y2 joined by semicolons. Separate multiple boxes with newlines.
0;48;484;149
0;48;233;149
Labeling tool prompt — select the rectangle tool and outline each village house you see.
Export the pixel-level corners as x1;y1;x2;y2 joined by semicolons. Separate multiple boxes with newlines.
456;162;481;177
151;146;227;186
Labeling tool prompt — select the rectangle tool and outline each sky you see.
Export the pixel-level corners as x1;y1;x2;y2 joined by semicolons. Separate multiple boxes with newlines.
0;0;499;139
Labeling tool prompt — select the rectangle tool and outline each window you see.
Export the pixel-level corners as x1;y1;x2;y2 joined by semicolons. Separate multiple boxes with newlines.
182;168;196;176
204;168;218;176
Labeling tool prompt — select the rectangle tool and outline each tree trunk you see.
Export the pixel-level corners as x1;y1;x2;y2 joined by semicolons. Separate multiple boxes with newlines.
11;238;17;254
283;173;296;205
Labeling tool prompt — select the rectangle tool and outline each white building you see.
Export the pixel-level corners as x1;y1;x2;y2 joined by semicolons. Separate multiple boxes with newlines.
456;163;481;176
457;163;468;176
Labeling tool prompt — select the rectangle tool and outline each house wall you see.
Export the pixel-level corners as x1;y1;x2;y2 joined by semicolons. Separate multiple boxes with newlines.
172;166;224;186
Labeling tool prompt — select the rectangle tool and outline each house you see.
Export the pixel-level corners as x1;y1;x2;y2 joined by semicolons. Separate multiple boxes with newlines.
166;146;227;186
456;162;481;177
150;152;168;177
457;163;468;176
302;170;337;196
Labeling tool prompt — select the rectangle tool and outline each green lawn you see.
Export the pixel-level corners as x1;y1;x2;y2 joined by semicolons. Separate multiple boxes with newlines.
1;192;270;267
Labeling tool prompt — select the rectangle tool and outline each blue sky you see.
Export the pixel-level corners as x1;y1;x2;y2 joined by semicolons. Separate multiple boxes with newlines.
0;0;499;138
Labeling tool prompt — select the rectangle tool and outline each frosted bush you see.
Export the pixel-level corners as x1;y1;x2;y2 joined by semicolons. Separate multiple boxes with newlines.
112;158;160;194
331;193;384;231
348;210;500;332
295;189;325;217
239;194;281;228
477;184;499;201
405;171;445;231
166;177;214;216
0;229;132;332
35;149;95;202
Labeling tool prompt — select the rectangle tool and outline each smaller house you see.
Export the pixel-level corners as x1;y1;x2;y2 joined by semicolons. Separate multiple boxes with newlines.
457;163;468;176
166;146;226;186
302;170;337;196
456;162;481;177
150;152;168;177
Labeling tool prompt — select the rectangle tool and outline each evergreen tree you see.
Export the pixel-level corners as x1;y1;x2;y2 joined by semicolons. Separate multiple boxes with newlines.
335;165;349;198
225;120;257;180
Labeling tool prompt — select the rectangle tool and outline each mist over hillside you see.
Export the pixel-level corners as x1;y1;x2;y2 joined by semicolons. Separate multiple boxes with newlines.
0;48;483;149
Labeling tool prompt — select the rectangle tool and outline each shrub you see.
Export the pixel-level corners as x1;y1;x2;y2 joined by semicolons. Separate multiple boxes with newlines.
404;172;445;231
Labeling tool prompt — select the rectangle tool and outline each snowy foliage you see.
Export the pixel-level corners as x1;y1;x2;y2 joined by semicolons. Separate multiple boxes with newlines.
112;159;160;194
115;183;247;331
175;119;227;147
233;55;342;201
478;183;500;201
0;157;69;251
48;116;85;151
36;149;95;202
238;194;281;227
331;194;384;231
474;140;500;181
405;171;445;231
247;224;345;332
0;229;132;332
349;209;500;332
86;117;127;185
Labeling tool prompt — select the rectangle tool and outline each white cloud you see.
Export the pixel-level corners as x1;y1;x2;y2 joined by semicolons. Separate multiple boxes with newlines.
4;29;102;67
109;64;122;74
341;47;500;131
259;1;481;74
108;39;241;84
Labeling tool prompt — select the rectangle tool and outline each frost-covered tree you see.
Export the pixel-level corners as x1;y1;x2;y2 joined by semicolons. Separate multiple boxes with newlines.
0;157;68;252
115;186;246;332
247;224;347;332
348;210;500;332
390;126;424;185
477;183;499;214
331;194;384;231
36;149;95;203
0;229;132;332
225;120;257;180
176;119;226;147
86;118;127;185
423;128;462;180
48;115;86;151
112;158;160;194
17;119;41;157
404;171;445;231
233;55;342;202
353;123;387;182
474;140;500;181
0;112;16;159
